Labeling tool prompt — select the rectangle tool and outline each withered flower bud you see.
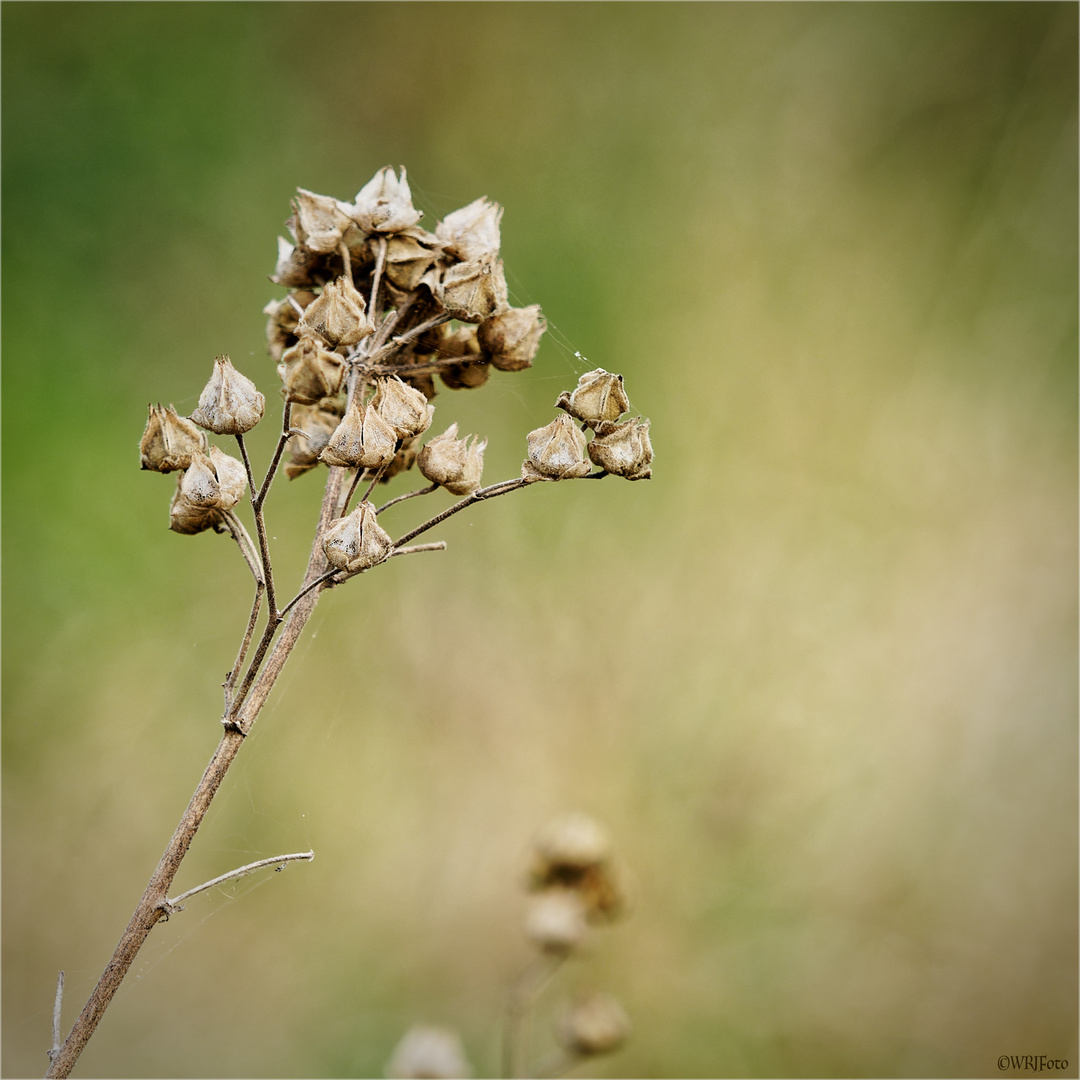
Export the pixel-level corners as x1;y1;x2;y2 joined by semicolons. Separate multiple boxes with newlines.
285;404;339;478
383;227;441;291
350;166;422;234
320;401;398;470
140;403;206;472
556;992;631;1057
525;889;590;955
180;447;246;511
322;501;393;574
293;188;354;255
555;369;629;430
271;236;324;289
477;305;546;372
277;335;346;405
424;324;490;390
297;277;375;348
385;1025;473;1080
417;424;486;496
438;255;508;323
371;377;435;440
587;418;653;480
169;483;222;536
436;196;503;262
190;355;265;435
521;415;591;481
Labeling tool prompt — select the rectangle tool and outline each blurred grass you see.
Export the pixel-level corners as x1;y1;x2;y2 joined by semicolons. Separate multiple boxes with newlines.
3;3;1076;1078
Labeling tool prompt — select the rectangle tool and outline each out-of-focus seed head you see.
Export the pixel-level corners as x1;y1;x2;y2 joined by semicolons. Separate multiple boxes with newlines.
533;812;612;869
179;447;247;511
351;166;422;234
190;355;266;435
525;888;590;955
383;227;441;291
320;401;398;470
140;403;206;472
285;404;340;479
293;189;355;255
556;992;631;1057
169;481;223;536
322;501;393;574
438;256;508;324
587;417;653;480
385;1025;473;1080
417;423;486;496
478;305;546;372
297;277;375;348
555;369;630;431
521;415;591;481
435;196;503;262
277;335;346;405
372;376;435;440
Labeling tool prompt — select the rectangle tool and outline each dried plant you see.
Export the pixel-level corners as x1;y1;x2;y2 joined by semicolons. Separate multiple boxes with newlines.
43;167;651;1078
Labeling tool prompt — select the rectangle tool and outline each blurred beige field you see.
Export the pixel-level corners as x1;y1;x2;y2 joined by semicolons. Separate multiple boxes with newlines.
3;4;1076;1078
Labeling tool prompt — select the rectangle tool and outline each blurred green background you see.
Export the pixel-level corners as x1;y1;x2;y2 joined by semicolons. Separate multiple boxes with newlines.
3;3;1076;1077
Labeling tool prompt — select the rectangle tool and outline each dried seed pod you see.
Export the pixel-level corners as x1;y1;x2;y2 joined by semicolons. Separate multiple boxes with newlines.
525;888;590;955
477;305;546;372
140;403;206;473
521;415;591;481
438;256;508;323
271;236;325;289
555;369;629;430
284;404;340;478
383;227;441;291
277;335;346;405
556;992;631;1057
322;501;393;573
438;360;490;391
385;1025;473;1080
350;165;422;234
587;417;653;480
297;277;375;348
169;483;222;535
371;377;435;441
180;447;246;511
293;188;354;255
320;400;398;470
436;196;503;262
417;423;486;496
190;355;266;435
264;292;316;361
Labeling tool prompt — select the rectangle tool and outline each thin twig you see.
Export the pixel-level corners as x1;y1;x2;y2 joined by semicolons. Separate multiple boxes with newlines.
393;478;530;549
222;512;264;585
338;240;354;289
376;483;439;515
163;851;314;912
254;401;293;511
388;542;446;558
46;971;64;1065
223;582;265;708
368;237;387;323
236;434;277;618
278;570;337;619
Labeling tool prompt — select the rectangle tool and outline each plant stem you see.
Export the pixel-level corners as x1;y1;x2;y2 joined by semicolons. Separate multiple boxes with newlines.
236;434;277;618
503;954;565;1080
44;467;348;1079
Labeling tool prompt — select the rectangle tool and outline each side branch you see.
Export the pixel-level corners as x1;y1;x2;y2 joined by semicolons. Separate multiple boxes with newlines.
164;851;315;912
